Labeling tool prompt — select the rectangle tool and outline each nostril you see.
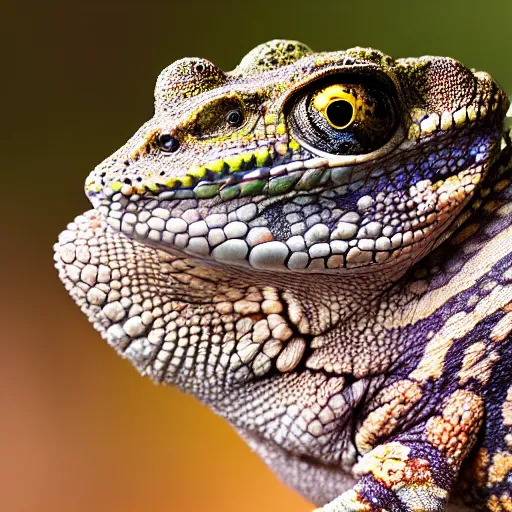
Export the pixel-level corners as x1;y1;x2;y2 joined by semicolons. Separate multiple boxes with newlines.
124;178;132;185
156;133;180;153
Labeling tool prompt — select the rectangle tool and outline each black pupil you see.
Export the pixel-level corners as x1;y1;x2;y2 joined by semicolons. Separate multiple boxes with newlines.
158;134;179;152
326;100;354;128
227;109;243;126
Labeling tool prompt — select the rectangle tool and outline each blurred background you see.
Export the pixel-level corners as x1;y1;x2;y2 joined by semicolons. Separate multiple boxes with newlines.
4;0;512;510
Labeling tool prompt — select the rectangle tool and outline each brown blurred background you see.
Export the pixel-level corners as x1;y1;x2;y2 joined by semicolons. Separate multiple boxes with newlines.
3;0;512;511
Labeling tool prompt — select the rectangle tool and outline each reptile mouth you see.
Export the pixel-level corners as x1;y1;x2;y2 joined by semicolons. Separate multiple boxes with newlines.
88;159;367;208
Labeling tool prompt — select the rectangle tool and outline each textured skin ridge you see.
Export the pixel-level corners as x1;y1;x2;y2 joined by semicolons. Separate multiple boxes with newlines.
55;41;512;511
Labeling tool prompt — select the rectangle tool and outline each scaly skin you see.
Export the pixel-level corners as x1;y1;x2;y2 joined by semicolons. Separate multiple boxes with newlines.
54;40;512;510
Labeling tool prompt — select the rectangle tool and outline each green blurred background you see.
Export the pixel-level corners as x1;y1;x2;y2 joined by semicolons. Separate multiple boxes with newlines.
4;0;512;510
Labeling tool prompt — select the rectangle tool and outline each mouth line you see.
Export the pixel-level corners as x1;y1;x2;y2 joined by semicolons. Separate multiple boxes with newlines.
86;124;410;204
87;152;376;206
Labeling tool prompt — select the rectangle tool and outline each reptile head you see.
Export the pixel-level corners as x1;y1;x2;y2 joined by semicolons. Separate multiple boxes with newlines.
86;39;509;274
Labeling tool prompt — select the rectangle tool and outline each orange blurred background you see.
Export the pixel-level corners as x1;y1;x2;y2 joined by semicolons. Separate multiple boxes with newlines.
4;0;512;511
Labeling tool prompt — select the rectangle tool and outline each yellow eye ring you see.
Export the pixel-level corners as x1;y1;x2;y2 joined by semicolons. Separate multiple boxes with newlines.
313;85;356;129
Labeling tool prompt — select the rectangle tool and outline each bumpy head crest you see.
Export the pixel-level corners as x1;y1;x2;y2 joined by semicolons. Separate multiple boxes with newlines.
234;39;313;73
396;56;477;113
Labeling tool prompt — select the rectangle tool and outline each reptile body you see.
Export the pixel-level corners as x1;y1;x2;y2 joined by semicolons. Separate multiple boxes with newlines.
54;41;512;511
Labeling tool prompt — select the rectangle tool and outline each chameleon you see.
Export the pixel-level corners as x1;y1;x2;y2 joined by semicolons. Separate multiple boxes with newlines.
54;40;512;511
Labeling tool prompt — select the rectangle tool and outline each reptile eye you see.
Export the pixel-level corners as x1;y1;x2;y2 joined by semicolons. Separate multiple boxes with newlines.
156;133;179;153
288;80;398;155
226;109;244;127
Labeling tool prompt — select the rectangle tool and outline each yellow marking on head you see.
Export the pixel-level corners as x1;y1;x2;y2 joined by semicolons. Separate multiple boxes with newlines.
289;140;301;151
276;123;287;135
160;176;193;189
223;154;246;172
187;165;206;178
467;105;478;122
264;113;278;125
408;124;421;140
110;181;122;192
85;176;97;192
206;159;226;173
86;183;102;193
178;176;193;187
146;182;160;192
255;147;270;167
162;178;181;188
453;108;468;127
163;178;177;188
